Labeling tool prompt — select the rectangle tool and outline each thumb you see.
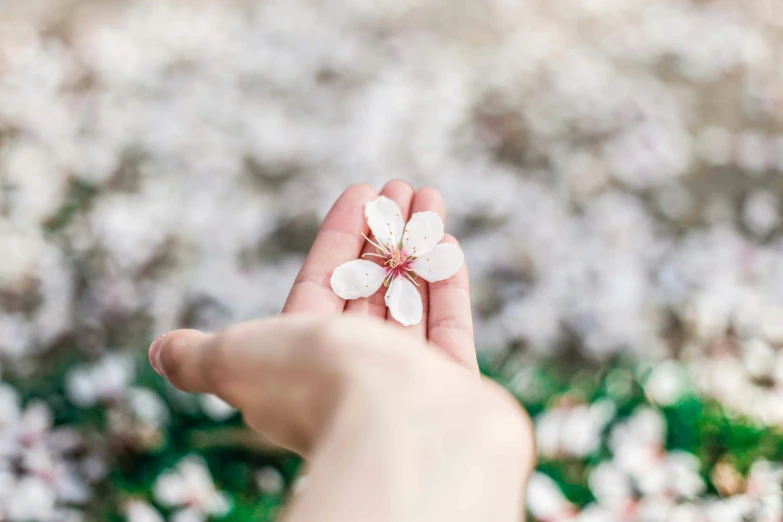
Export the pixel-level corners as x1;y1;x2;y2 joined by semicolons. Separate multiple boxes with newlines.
149;328;215;393
147;315;350;453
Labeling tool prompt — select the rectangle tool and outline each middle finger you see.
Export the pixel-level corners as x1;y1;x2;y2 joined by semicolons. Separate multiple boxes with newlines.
344;180;415;318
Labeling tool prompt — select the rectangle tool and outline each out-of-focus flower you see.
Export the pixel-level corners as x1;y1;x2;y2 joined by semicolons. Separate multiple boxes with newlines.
644;361;688;406
535;399;616;458
123;500;165;522
256;466;285;496
5;477;58;522
199;394;236;422
126;388;169;426
65;353;136;407
742;191;780;238
153;455;231;522
609;407;704;500
526;472;578;522
573;406;716;521
0;382;97;522
745;460;783;517
588;461;636;516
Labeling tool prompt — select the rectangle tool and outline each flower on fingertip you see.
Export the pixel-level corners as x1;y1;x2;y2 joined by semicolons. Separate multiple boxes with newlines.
330;196;464;326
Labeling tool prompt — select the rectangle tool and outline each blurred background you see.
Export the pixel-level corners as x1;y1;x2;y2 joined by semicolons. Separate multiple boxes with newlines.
1;0;783;520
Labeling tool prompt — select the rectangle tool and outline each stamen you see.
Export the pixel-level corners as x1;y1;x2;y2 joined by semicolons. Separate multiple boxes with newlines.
360;230;388;254
361;253;386;259
404;271;420;287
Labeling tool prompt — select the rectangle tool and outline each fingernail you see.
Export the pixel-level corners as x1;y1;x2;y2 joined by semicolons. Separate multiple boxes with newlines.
149;334;166;376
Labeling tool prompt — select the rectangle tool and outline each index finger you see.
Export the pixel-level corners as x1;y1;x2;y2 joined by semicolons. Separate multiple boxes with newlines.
283;184;378;315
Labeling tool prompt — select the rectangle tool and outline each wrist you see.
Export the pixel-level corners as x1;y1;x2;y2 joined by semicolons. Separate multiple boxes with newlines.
295;367;533;522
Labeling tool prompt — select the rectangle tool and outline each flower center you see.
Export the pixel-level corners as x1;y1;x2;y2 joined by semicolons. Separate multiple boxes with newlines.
359;229;420;287
385;247;406;269
383;246;419;287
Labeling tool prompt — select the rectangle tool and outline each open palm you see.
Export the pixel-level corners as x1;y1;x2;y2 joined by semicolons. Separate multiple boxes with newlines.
282;181;477;373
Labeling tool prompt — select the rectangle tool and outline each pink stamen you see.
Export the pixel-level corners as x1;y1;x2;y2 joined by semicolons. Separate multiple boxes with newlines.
364;230;418;286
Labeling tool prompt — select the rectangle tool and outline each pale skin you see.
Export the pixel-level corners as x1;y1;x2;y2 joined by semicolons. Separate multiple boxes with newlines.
148;182;535;521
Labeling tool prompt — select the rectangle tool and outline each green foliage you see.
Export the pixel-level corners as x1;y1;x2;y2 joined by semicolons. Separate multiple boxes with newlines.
5;348;782;520
483;353;783;510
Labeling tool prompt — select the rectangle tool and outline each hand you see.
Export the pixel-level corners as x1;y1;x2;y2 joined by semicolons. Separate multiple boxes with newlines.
281;181;478;373
149;315;533;522
148;183;534;521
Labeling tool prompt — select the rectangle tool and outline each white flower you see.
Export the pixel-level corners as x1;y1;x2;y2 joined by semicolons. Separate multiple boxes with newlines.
5;477;57;522
526;472;578;522
123;500;165;522
13;400;53;452
64;353;136;408
608;407;704;500
330;196;464;326
588;461;635;514
535;399;616;458
153;456;231;522
126;387;169;426
198;394;236;422
292;474;309;496
644;360;689;406
20;447;90;505
256;466;285;496
745;459;783;517
742;190;780;237
0;383;22;429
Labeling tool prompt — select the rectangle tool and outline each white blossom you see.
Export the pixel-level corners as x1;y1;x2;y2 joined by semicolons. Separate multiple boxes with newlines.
331;196;464;326
535;399;616;458
644;361;689;406
65;353;136;408
199;394;236;422
256;466;285;496
153;456;231;522
123;500;165;522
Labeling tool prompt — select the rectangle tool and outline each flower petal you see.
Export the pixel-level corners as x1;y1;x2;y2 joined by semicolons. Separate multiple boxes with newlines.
384;277;423;326
411;243;464;283
365;196;405;250
330;260;386;300
402;211;443;257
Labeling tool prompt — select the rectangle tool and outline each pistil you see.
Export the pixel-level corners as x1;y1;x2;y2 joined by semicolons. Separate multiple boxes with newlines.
361;229;419;286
